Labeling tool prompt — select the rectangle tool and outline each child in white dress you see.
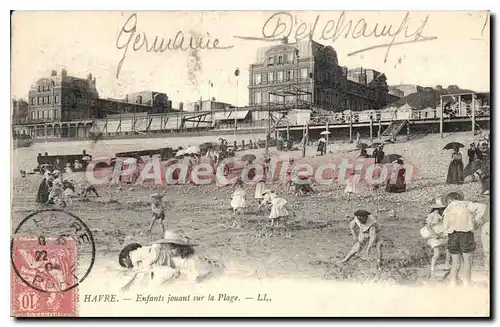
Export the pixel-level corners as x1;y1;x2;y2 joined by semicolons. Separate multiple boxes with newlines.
344;171;357;200
420;201;450;276
260;190;289;227
230;179;247;227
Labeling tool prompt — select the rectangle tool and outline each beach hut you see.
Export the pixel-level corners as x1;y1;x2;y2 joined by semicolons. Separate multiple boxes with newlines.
380;107;397;121
421;107;437;119
396;104;412;120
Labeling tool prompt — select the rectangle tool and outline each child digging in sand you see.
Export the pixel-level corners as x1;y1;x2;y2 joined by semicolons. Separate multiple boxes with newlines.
149;193;166;233
340;209;383;268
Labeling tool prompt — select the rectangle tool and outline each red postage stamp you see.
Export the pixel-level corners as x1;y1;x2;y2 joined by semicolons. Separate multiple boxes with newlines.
11;237;78;317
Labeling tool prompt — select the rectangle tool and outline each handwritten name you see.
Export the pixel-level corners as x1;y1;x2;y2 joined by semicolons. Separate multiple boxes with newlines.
234;12;437;62
116;14;234;79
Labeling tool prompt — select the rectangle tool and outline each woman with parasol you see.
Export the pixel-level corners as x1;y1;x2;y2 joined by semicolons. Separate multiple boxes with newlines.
317;137;326;156
444;142;464;185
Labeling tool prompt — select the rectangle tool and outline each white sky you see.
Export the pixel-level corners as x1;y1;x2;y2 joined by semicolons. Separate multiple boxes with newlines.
11;11;490;107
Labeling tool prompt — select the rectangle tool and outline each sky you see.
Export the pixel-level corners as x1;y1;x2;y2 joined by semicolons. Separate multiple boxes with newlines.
11;11;490;107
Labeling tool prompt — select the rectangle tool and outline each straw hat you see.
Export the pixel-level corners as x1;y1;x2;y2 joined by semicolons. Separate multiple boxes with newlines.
354;209;371;217
152;230;197;246
430;198;447;211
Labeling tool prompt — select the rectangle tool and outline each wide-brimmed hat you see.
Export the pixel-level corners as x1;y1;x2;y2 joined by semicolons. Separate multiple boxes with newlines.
430;197;447;211
118;243;143;268
441;190;464;204
152;230;197;246
354;209;371;217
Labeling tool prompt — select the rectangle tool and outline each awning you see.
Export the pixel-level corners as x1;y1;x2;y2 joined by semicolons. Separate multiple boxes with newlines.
213;110;249;121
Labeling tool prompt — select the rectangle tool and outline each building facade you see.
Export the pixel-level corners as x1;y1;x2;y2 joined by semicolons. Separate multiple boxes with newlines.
248;38;400;111
184;100;233;112
389;84;424;97
27;69;99;123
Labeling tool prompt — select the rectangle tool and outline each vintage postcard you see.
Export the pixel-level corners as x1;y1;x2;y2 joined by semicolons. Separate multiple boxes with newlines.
10;11;490;317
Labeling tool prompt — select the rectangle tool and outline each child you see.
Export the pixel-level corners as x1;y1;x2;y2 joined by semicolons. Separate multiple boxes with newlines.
260;190;289;227
421;200;450;277
344;171;357;200
230;179;247;227
149;193;166;233
341;210;383;268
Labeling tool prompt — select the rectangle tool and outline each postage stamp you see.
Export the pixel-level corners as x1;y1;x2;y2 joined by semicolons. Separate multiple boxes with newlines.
11;237;78;317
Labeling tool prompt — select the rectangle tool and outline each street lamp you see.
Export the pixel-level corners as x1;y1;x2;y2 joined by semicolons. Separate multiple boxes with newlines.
234;68;240;144
295;49;300;108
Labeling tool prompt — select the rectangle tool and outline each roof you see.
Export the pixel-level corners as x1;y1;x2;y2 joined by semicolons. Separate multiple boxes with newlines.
213;110;250;121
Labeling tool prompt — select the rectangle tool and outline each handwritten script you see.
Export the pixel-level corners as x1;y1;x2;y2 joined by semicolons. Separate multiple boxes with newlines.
116;14;234;79
234;12;437;62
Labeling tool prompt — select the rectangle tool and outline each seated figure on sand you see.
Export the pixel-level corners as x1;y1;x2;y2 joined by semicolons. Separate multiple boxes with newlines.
117;231;222;291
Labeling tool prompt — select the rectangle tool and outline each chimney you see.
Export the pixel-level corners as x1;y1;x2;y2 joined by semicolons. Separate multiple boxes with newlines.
61;69;67;77
179;102;184;111
87;73;93;80
51;70;57;76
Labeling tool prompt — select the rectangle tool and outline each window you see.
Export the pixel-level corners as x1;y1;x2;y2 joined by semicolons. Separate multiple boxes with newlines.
47;96;51;104
137;96;143;105
31;97;35;105
38;86;41;92
37;97;40;105
286;53;293;64
277;71;284;82
253;73;261;85
268;72;274;83
255;92;262;104
41;111;45;120
268;56;274;66
288;70;294;80
301;68;308;80
31;112;35;120
55;95;59;104
278;56;283;64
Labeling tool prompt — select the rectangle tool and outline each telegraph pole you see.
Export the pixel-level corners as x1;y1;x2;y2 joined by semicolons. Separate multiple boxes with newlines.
233;68;240;144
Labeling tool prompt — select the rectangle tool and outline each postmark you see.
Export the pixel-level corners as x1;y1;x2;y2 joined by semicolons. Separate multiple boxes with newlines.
11;209;96;317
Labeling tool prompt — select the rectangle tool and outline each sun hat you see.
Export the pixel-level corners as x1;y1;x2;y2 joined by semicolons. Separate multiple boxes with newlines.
354;209;371;217
152;230;197;246
430;197;447;211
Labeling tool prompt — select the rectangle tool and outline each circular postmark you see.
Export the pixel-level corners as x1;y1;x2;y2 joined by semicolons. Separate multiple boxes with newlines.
11;209;96;293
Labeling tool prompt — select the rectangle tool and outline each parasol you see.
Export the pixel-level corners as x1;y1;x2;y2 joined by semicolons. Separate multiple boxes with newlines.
368;142;384;149
464;160;482;177
443;142;464;150
380;154;402;164
356;142;369;149
241;153;257;162
175;149;186;157
320;131;331;135
318;137;326;143
184;146;201;155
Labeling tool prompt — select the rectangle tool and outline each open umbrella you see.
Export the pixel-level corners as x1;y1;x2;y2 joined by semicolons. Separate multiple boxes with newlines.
320;131;331;135
443;142;464;150
356;142;368;149
185;146;201;155
368;142;384;149
464;160;482;177
380;154;402;164
175;149;186;157
241;153;256;162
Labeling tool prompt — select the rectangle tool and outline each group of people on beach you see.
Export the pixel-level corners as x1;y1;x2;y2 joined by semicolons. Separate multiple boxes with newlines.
446;135;490;195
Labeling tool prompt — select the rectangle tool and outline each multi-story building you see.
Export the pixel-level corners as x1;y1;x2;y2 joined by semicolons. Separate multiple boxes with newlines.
389;84;423;97
388;86;405;99
27;69;99;123
92;91;173;118
248;38;400;111
184;100;233;112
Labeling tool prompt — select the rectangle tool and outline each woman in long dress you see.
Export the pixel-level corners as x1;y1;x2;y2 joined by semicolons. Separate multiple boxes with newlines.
36;170;53;204
385;159;407;193
254;158;269;200
446;148;464;184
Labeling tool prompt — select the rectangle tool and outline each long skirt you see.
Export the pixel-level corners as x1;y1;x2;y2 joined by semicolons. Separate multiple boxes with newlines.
230;195;247;210
255;182;266;199
446;160;464;184
36;179;50;203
